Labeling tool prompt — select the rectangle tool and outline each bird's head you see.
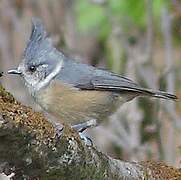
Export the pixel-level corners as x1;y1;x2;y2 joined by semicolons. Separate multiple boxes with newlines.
8;18;64;92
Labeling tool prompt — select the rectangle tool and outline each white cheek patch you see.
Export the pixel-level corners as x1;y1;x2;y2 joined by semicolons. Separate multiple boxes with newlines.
24;74;39;89
36;60;64;91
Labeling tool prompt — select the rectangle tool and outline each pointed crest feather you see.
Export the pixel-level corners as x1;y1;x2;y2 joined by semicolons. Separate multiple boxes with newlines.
30;17;47;43
23;17;53;62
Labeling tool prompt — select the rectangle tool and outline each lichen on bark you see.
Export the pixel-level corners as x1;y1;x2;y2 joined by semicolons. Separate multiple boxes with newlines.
0;85;181;179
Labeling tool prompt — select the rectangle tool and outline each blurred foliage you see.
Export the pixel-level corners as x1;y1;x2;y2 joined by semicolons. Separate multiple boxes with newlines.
172;17;181;45
75;0;171;33
108;0;146;28
75;0;106;31
75;0;110;41
74;0;179;70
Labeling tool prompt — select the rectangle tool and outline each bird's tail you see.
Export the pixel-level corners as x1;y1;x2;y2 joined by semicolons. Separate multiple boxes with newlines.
137;88;178;100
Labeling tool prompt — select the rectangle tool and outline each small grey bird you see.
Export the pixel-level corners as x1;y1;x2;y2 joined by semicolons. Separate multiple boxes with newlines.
8;18;177;131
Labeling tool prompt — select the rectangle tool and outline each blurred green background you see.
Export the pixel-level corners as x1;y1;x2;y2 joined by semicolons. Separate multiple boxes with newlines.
0;0;180;167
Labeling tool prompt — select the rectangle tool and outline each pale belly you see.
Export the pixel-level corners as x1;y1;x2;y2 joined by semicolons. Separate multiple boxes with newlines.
35;81;129;124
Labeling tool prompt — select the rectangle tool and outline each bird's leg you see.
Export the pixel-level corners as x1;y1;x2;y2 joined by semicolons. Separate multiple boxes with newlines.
78;133;93;146
54;122;64;139
72;119;97;133
43;112;64;139
71;119;97;146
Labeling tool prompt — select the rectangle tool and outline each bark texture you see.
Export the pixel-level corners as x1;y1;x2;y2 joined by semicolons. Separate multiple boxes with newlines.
0;85;180;180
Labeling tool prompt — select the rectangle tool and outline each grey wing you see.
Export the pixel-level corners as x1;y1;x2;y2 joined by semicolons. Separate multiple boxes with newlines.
77;75;140;92
56;58;139;91
76;75;159;97
56;59;177;100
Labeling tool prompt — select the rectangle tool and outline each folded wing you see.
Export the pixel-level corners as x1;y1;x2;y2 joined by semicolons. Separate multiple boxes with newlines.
57;59;177;100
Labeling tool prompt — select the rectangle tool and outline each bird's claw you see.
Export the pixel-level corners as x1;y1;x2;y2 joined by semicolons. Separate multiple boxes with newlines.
71;120;96;146
54;123;64;139
79;132;93;146
53;121;94;146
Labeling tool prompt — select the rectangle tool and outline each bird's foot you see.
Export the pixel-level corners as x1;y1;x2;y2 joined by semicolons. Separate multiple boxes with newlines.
54;123;93;146
72;120;97;146
78;132;93;146
54;123;64;139
72;119;97;133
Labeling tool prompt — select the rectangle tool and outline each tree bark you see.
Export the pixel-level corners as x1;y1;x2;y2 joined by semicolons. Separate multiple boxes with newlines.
0;85;180;180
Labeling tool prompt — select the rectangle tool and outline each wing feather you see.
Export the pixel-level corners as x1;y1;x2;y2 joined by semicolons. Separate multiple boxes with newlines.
57;59;177;100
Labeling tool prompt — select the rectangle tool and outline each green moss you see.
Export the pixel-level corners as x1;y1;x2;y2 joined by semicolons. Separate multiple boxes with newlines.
0;85;15;104
0;85;121;179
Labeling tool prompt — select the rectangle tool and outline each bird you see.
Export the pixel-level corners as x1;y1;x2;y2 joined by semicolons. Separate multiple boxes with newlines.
8;18;177;132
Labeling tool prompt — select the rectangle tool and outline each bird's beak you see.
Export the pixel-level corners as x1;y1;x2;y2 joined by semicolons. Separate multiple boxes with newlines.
8;68;22;75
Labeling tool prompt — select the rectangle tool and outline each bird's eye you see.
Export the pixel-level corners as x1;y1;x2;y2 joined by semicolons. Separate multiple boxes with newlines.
29;65;36;72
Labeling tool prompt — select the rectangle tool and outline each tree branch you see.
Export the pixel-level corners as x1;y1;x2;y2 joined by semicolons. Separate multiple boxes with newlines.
0;85;180;179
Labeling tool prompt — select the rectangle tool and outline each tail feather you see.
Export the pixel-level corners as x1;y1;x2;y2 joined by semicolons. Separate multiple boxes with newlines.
138;88;178;100
150;90;178;100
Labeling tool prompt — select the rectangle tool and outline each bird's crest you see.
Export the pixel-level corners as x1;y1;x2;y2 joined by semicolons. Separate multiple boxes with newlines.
23;18;53;63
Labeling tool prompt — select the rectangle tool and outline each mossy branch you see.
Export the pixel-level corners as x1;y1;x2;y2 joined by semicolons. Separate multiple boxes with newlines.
0;85;180;179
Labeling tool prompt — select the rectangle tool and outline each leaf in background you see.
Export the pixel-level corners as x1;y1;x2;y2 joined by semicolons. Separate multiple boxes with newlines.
75;0;106;32
153;0;169;18
109;0;146;28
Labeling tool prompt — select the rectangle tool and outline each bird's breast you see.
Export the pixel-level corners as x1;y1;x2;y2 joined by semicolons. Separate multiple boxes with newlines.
35;80;121;124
